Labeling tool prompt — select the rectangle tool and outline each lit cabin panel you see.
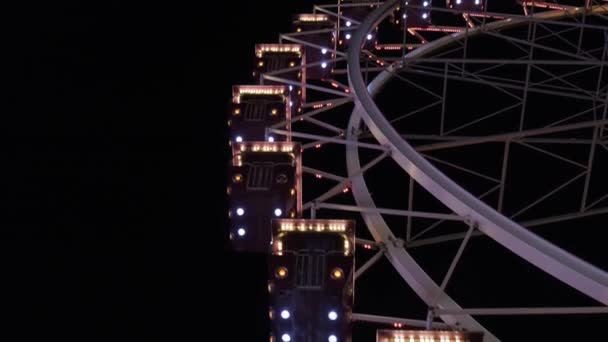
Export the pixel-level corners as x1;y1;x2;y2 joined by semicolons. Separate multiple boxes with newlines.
446;0;484;12
268;219;355;342
253;44;304;118
228;143;302;253
338;0;378;50
292;14;336;80
230;85;291;142
396;0;433;29
376;330;484;342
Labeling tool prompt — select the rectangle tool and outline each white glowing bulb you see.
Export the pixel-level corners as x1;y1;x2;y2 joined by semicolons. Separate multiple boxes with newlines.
289;85;293;91
235;136;243;142
274;208;283;217
236;208;245;216
367;33;373;40
328;311;338;320
321;62;327;69
268;136;275;142
281;310;290;319
321;48;327;54
345;21;352;27
329;335;337;342
237;228;246;236
423;1;429;6
290;101;293;107
422;13;428;19
345;33;351;40
475;0;480;4
282;334;291;342
457;0;462;3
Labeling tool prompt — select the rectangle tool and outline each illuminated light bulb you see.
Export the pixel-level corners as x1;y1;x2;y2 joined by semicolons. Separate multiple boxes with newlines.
236;208;245;216
289;85;293;91
268;136;275;142
235;136;243;142
457;0;462;3
282;334;291;342
290;62;296;67
237;228;246;236
367;33;373;40
271;109;278;115
423;1;429;6
274;208;283;217
276;267;288;279
290;101;293;107
345;34;351;40
297;27;302;32
422;13;428;19
328;311;338;320
258;61;264;67
233;174;242;183
345;21;352;27
280;310;290;319
290;188;296;196
403;14;407;19
321;62;327;69
321;48;327;54
329;335;337;342
475;0;480;4
331;268;343;279
234;108;240;115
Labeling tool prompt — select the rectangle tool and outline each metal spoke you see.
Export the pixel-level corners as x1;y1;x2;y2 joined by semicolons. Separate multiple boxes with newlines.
436;307;608;316
510;171;587;219
355;248;385;280
317;203;464;221
422;154;501;183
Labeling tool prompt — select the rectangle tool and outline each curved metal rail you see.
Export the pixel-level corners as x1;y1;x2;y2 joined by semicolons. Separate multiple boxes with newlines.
345;1;608;340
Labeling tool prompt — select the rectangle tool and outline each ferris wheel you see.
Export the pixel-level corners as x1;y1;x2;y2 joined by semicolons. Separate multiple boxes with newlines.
226;1;608;341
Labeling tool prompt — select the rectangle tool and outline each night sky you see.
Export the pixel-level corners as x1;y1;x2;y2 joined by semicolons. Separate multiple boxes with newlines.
6;0;608;340
6;0;311;339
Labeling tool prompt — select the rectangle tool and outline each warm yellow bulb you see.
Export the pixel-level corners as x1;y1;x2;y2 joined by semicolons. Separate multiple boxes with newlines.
233;174;242;183
290;61;296;67
258;61;264;67
331;268;343;280
296;27;302;32
276;267;288;279
271;109;278;115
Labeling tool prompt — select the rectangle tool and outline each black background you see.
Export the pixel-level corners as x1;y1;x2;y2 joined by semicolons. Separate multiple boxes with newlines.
6;0;314;339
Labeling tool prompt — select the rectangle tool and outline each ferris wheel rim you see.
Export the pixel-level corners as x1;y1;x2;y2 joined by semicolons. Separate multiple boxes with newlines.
344;0;608;336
